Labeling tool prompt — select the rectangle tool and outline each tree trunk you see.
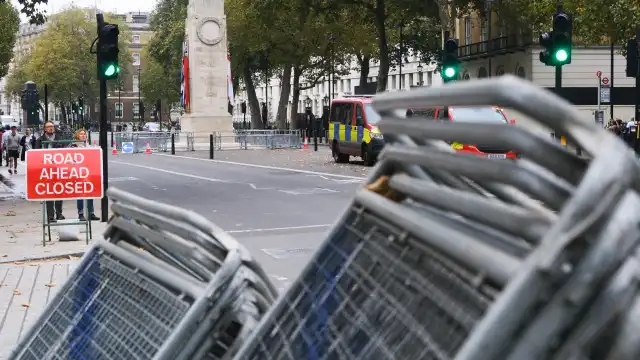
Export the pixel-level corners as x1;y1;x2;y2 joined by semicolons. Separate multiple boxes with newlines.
290;66;301;129
358;54;370;87
276;65;292;129
374;0;389;92
243;62;263;129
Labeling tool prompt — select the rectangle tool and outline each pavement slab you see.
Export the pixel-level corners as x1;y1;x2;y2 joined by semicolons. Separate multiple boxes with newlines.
0;259;80;359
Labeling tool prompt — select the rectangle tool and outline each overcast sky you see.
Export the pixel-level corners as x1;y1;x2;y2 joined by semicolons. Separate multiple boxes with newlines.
11;0;156;22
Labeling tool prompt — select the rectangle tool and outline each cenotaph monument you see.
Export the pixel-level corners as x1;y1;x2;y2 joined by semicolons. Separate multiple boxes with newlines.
181;0;233;133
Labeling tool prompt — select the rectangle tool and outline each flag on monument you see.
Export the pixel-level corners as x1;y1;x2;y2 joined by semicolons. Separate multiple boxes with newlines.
180;40;190;113
227;52;234;103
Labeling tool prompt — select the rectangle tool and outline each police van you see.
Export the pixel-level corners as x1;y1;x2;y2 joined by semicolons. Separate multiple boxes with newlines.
328;95;384;166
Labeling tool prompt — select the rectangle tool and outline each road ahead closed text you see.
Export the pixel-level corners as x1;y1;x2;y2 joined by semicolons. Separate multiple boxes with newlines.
26;148;103;201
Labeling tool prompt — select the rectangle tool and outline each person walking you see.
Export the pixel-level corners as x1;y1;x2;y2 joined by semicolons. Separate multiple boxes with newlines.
35;121;65;222
70;129;99;221
2;125;10;167
3;126;21;174
19;128;36;162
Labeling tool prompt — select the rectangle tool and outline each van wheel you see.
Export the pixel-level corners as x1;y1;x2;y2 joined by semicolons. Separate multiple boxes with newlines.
362;143;375;166
332;141;349;163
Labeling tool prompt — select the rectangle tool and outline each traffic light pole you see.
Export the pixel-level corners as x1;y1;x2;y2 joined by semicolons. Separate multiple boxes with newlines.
636;26;640;123
97;13;109;222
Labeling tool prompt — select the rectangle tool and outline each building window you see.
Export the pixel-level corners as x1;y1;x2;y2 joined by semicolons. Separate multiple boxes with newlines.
115;103;123;118
133;102;140;118
132;53;140;66
481;19;488;42
427;71;433;85
132;35;140;44
132;75;139;92
516;66;526;79
408;73;414;86
463;71;471;80
464;17;471;45
391;75;397;89
496;66;505;76
478;67;488;78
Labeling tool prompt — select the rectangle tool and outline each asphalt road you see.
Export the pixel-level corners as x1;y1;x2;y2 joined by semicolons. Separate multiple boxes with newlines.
107;152;365;290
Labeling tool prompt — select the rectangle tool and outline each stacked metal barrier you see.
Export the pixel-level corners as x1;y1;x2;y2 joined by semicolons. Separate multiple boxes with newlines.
233;75;640;360
9;188;278;360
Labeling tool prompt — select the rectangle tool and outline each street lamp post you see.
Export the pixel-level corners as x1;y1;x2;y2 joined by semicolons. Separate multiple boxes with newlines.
417;63;424;86
328;35;336;104
398;22;404;90
137;67;141;124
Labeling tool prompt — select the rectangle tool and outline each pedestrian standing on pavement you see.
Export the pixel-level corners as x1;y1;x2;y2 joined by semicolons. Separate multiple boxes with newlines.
35;121;65;222
2;125;10;167
3;126;21;174
19;128;36;162
70;129;99;221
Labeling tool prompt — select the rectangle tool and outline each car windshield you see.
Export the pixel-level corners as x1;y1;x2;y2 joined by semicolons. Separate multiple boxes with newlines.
449;107;507;124
364;104;381;125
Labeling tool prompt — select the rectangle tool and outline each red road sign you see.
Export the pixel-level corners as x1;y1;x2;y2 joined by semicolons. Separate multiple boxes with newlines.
602;77;609;85
25;148;104;201
596;71;602;78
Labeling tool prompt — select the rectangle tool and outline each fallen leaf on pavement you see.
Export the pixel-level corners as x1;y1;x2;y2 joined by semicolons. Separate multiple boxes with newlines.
4;210;16;216
13;289;20;295
45;283;56;287
0;283;6;287
22;303;29;308
13;261;24;265
68;256;79;260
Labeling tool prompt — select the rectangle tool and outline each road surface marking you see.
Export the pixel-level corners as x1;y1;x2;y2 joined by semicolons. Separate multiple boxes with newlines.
226;224;331;234
278;188;339;195
111;161;273;190
262;248;315;259
109;176;139;182
306;175;363;183
153;153;367;180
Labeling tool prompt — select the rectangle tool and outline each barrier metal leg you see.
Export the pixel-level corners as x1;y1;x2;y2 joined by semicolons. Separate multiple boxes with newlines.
42;202;46;247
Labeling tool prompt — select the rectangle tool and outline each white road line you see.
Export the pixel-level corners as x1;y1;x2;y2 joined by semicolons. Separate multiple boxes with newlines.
152;153;367;180
111;161;272;190
226;224;331;234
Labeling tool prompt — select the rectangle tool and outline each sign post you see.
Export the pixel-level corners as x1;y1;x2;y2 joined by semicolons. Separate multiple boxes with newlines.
26;147;104;245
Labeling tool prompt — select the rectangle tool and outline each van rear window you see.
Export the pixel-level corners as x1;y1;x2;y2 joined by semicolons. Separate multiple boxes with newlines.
449;107;507;124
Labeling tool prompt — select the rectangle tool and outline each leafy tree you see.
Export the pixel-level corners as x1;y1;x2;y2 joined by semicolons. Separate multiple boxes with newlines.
9;7;131;122
4;52;31;103
147;0;188;111
140;47;179;120
0;0;46;24
0;2;20;79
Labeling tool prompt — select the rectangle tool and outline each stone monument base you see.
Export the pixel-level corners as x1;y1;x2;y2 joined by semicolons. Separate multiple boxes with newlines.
180;113;233;133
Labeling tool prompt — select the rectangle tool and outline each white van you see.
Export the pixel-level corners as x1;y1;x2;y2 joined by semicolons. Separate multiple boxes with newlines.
0;115;20;129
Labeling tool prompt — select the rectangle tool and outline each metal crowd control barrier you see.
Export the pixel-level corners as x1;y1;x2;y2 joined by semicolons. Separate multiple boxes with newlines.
113;131;174;153
10;188;278;360
233;75;640;360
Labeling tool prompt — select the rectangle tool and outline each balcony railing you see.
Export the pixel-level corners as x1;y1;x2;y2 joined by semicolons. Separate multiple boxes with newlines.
459;32;534;60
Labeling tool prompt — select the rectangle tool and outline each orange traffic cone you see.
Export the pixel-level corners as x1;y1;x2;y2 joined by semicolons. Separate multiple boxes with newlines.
111;140;118;155
145;140;152;154
303;137;309;150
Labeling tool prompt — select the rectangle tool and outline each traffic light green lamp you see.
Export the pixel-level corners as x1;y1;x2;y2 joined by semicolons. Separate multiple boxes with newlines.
441;38;460;83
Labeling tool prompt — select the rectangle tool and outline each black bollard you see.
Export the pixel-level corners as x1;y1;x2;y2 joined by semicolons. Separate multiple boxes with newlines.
209;134;214;159
171;133;175;155
314;129;318;151
110;131;114;147
88;131;92;144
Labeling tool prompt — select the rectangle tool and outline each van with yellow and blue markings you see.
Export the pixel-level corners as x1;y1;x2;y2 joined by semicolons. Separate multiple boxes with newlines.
329;96;384;166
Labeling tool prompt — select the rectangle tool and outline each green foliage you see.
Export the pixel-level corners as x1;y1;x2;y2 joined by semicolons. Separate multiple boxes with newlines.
0;2;19;79
7;7;132;104
140;47;180;106
0;0;47;24
147;0;188;100
4;52;31;98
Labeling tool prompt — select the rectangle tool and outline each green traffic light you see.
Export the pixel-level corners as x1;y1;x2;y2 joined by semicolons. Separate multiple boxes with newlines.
443;67;456;79
554;49;568;63
104;64;119;77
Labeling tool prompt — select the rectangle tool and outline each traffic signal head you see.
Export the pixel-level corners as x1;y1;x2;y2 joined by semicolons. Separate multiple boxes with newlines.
78;98;84;111
97;23;120;80
552;12;572;65
441;38;460;82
